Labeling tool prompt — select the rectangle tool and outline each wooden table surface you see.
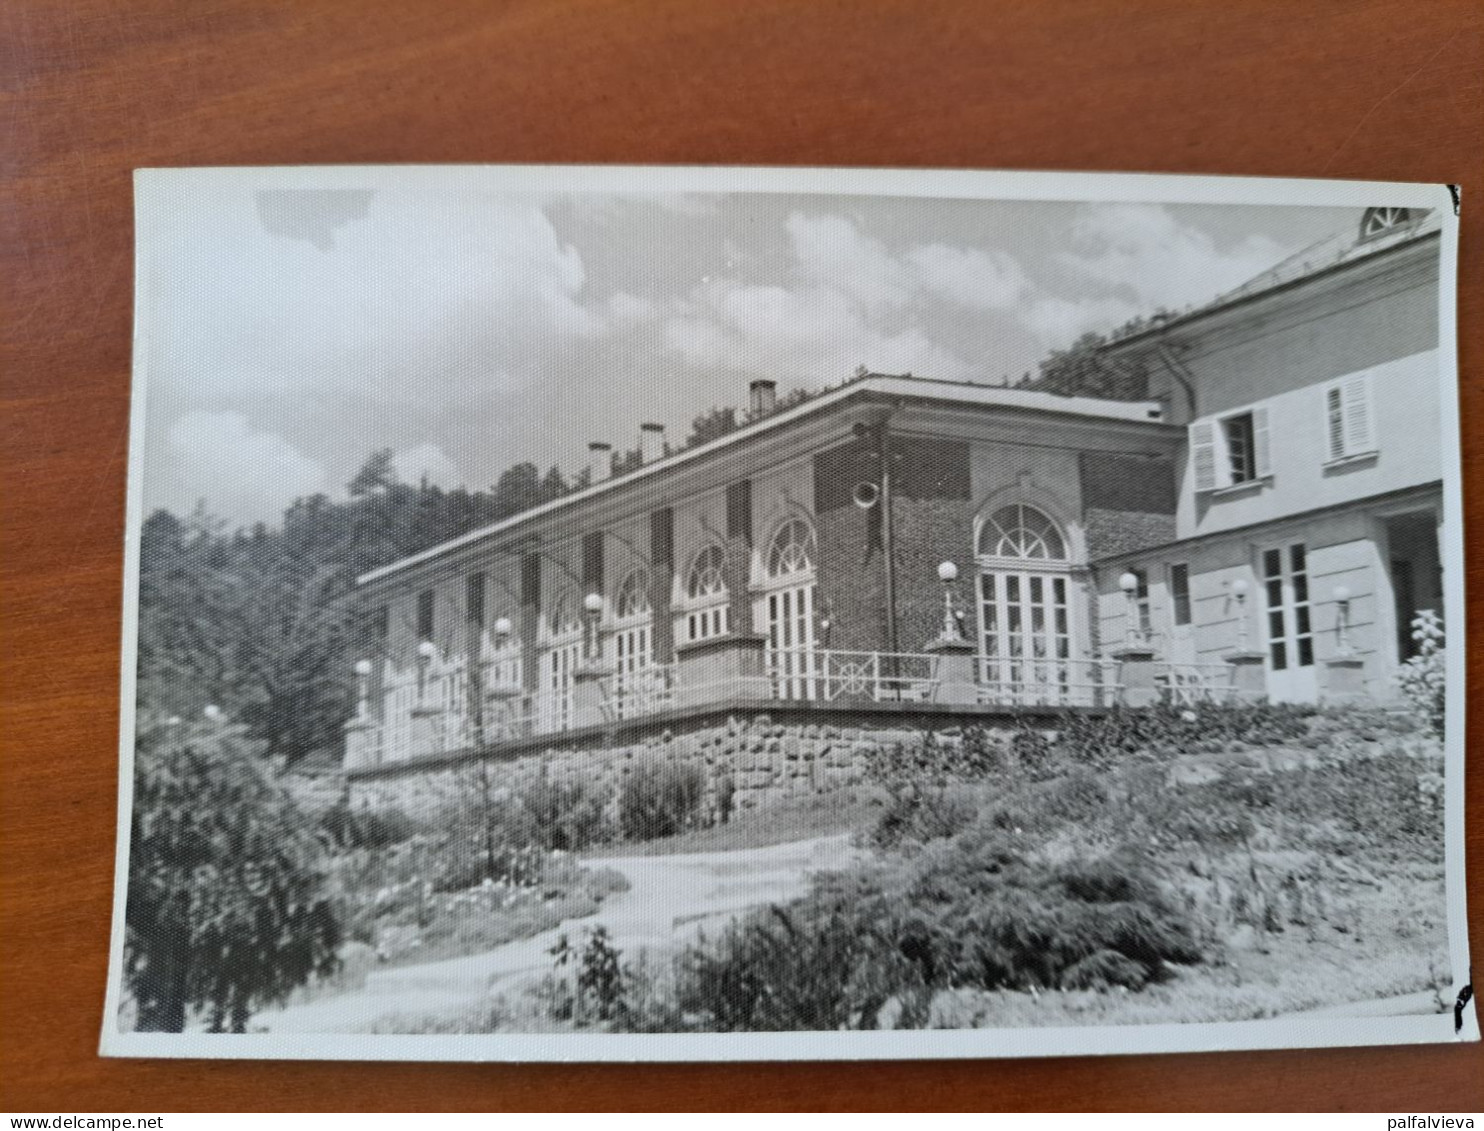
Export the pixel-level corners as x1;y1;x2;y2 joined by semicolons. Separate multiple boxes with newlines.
3;0;1481;1112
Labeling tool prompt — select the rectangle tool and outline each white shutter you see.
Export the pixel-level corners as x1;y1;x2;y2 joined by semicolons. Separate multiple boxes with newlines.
1251;406;1272;479
1190;420;1218;493
1342;373;1375;455
1325;384;1346;460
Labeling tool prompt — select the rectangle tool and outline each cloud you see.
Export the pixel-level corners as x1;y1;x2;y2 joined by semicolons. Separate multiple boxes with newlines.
660;212;1039;384
150;190;618;411
167;411;327;524
1057;203;1291;313
390;443;460;489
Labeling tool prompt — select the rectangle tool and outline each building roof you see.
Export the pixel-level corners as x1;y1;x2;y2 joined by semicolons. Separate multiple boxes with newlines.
1107;207;1442;349
358;373;1168;586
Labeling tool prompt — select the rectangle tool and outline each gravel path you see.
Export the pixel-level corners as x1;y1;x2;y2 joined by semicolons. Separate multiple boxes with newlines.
255;833;857;1034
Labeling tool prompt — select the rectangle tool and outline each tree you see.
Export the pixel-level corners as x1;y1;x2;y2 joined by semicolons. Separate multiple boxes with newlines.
1031;324;1152;401
683;405;740;449
347;448;396;496
125;718;340;1032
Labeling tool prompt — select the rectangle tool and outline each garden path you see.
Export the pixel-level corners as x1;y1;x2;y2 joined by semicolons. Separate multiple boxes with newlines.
254;833;858;1034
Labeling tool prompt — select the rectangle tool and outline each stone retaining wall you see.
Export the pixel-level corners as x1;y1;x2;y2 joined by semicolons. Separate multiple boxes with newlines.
345;713;1028;821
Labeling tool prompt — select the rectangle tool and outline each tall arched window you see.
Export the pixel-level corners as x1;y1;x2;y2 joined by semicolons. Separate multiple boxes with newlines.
975;504;1083;706
611;569;655;717
763;516;818;698
683;545;730;642
1359;206;1417;242
614;568;651;619
767;516;816;577
978;504;1066;561
541;590;582;733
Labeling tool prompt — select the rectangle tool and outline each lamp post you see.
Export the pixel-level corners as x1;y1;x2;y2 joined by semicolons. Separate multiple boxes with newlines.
937;560;963;642
1119;571;1141;645
353;658;373;718
582;592;605;661
1332;584;1352;655
1230;578;1250;652
416;639;438;702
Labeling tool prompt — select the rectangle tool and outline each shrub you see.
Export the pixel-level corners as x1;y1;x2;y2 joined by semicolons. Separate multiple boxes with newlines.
619;760;704;842
520;775;613;851
1397;610;1446;739
126;719;340;1033
321;800;421;850
1055;702;1315;767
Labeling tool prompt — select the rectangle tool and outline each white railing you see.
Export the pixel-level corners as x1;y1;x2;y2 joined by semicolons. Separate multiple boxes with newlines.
350;647;1176;766
976;656;1119;708
767;649;940;704
1153;662;1239;705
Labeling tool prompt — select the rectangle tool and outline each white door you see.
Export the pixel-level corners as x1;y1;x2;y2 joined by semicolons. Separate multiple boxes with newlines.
1165;562;1197;666
978;570;1075;705
767;583;818;700
541;640;582;732
1261;543;1317;702
612;623;653;718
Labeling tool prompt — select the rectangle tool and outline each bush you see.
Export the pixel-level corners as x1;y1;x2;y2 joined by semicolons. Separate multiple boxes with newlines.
520;776;613;851
321;800;421;850
126;719;340;1033
1397;610;1446;739
1055;702;1315;767
619;760;704;842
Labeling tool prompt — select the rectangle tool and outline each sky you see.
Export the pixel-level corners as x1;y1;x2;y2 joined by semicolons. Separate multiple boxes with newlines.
138;185;1358;526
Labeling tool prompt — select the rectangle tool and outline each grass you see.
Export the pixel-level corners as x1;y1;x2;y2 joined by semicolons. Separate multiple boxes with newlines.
582;785;885;858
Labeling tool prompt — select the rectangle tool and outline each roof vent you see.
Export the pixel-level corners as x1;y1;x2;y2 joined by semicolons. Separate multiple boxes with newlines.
639;422;665;465
749;379;777;418
587;440;613;483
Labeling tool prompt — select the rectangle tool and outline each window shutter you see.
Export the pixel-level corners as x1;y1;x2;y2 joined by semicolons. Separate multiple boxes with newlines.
1190;421;1218;493
1325;385;1346;461
1342;373;1375;454
1251;406;1272;478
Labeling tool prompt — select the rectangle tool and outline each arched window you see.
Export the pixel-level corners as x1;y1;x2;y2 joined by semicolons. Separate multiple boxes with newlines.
1360;206;1416;242
767;517;816;578
686;545;728;599
978;504;1066;561
683;545;729;642
615;569;651;619
547;591;578;636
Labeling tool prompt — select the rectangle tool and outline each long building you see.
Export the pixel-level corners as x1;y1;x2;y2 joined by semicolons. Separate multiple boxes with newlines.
343;205;1445;772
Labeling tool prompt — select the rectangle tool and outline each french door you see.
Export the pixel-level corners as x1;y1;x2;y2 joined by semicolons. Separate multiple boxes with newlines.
540;639;582;732
611;622;654;718
1261;543;1317;702
978;570;1075;704
767;583;818;700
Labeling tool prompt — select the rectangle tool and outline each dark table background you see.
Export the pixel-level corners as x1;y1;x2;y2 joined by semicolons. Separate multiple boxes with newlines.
3;0;1481;1112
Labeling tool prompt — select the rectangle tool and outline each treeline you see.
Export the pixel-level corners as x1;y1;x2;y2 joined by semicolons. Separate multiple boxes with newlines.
137;455;573;766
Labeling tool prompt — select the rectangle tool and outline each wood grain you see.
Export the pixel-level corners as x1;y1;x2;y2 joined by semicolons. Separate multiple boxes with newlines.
2;0;1480;1112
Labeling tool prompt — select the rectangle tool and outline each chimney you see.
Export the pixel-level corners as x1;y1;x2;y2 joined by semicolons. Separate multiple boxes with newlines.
639;422;665;465
749;378;777;418
587;440;613;483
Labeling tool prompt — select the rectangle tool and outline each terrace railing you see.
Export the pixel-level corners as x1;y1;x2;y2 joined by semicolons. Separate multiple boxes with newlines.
349;647;1167;767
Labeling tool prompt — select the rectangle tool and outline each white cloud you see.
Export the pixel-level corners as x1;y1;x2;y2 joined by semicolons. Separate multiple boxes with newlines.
907;243;1031;311
151;190;617;409
390;443;460;489
1058;203;1291;313
168;411;327;524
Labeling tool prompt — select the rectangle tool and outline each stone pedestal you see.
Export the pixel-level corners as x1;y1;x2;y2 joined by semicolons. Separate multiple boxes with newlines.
483;682;525;740
674;633;770;707
1323;655;1367;704
572;661;612;728
925;636;979;705
409;704;445;756
1223;650;1269;702
343;715;378;770
1110;643;1159;707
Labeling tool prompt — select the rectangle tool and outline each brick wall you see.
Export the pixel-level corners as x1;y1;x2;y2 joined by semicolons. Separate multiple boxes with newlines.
1081;452;1177;560
892;496;974;653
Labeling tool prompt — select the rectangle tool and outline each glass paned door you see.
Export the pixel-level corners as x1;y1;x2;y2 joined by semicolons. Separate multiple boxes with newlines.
1262;543;1316;702
541;640;582;733
612;623;654;719
979;570;1072;704
768;583;818;700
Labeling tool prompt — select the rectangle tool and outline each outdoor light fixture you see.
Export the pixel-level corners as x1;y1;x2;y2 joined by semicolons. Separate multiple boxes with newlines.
1333;585;1353;654
203;704;223;722
1230;578;1251;651
492;616;514;639
582;592;604;659
1119;572;1142;645
937;560;963;641
417;640;439;661
583;592;604;615
353;659;373;718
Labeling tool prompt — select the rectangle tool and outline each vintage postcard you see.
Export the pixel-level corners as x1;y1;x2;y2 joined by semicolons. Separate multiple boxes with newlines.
104;166;1473;1060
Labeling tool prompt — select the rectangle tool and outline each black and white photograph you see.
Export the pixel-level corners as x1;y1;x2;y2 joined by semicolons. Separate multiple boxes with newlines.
104;166;1471;1061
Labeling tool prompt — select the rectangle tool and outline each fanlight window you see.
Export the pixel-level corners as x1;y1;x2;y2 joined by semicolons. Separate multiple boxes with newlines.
548;591;579;636
615;569;651;618
979;504;1066;561
686;545;728;600
767;517;816;578
1360;206;1415;241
